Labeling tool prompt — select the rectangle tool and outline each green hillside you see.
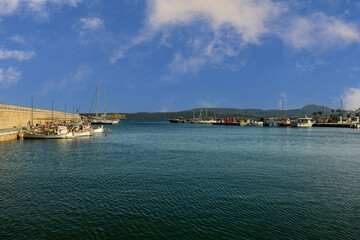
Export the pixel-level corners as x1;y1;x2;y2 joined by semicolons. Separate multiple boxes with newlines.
124;104;335;119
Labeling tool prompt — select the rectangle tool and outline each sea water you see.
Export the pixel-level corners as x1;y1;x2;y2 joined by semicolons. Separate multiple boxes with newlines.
1;119;360;239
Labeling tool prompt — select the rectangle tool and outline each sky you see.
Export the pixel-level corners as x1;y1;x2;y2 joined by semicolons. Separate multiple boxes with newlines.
1;0;360;113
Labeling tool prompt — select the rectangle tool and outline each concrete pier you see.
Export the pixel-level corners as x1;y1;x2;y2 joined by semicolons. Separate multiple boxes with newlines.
313;123;357;128
0;128;23;143
213;122;248;126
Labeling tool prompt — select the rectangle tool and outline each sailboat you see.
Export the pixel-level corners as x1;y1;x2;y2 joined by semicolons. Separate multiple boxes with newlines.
90;82;119;125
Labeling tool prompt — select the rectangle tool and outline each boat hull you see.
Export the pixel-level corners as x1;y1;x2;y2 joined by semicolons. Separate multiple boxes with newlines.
23;132;68;139
91;119;119;125
278;123;291;127
93;125;104;133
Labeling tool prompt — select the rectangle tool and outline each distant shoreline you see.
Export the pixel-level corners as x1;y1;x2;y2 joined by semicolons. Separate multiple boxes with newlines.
105;104;349;119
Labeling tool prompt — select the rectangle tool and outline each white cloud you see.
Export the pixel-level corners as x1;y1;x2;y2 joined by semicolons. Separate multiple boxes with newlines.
0;49;36;61
0;0;82;17
79;17;104;29
0;67;21;87
295;60;327;72
8;34;25;44
112;0;360;78
147;0;285;44
110;31;154;63
343;88;360;110
42;65;93;94
162;53;207;81
111;0;285;64
110;50;125;63
282;12;360;49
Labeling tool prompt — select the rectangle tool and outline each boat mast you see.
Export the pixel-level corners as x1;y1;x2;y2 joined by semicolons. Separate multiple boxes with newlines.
31;96;34;126
281;97;284;118
65;104;67;123
96;82;99;117
52;99;54;122
206;97;208;119
103;81;106;116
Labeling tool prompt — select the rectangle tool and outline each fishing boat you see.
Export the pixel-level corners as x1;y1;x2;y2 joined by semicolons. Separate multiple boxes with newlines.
91;118;119;125
189;108;218;124
292;117;314;127
249;119;264;126
23;126;70;139
263;118;278;127
93;125;104;133
278;97;291;127
68;127;94;137
169;117;188;123
278;118;291;127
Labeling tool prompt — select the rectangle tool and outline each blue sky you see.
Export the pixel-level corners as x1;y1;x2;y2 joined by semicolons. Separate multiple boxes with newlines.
1;0;360;113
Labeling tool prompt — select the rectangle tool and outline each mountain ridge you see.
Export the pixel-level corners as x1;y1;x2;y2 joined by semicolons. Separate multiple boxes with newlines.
124;104;338;119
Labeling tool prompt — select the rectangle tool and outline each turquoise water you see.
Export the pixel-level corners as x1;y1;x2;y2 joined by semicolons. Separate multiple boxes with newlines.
1;119;360;239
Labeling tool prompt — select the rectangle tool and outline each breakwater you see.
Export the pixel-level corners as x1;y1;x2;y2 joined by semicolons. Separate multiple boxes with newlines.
0;104;80;129
0;104;81;142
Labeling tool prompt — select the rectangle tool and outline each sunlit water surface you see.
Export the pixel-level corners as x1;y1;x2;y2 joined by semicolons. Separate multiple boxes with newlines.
1;119;360;239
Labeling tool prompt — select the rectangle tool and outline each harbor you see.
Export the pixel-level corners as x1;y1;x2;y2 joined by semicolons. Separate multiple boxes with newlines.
2;119;360;239
0;102;119;142
170;116;360;128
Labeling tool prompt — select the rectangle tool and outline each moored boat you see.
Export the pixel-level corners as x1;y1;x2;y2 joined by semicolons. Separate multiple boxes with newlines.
169;117;188;123
23;126;70;139
90;82;119;125
292;117;314;127
93;125;104;133
278;118;291;127
91;117;119;125
249;119;264;126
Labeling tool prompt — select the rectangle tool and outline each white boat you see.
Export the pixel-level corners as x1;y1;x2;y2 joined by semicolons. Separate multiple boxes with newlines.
93;125;104;133
68;128;94;138
90;82;119;125
91;117;119;125
189;108;218;124
23;126;70;139
249;119;264;126
292;117;314;127
197;119;218;124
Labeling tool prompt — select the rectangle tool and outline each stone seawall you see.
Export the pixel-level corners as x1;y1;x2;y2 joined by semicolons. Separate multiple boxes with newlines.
0;104;81;129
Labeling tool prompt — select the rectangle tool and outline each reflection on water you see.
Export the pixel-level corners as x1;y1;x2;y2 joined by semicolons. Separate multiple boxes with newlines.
1;120;360;239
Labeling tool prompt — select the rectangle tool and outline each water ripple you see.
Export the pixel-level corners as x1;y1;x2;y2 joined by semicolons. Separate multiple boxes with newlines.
1;120;360;239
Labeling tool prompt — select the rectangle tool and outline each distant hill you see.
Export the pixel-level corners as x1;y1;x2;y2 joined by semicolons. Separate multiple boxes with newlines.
124;104;335;119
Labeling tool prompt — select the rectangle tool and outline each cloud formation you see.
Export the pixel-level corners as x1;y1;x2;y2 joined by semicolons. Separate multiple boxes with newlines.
112;0;360;80
42;65;93;94
0;67;21;88
343;88;360;110
147;0;285;44
8;34;26;44
0;0;82;17
163;54;206;81
282;12;360;49
295;60;327;72
79;17;104;29
0;49;36;61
